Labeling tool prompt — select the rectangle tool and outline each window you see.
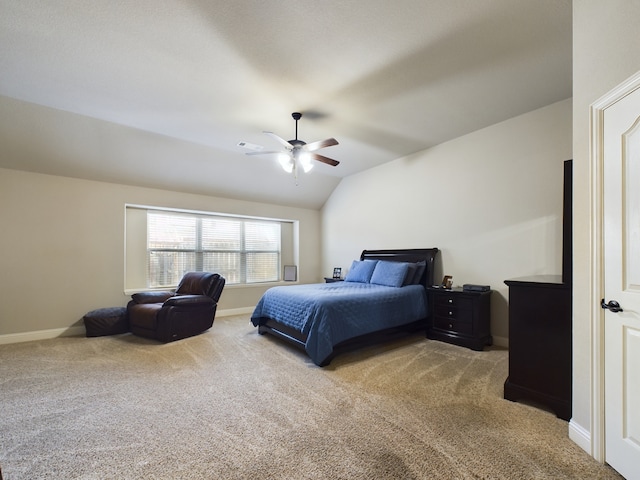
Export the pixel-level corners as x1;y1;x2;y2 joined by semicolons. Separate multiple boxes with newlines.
125;205;294;290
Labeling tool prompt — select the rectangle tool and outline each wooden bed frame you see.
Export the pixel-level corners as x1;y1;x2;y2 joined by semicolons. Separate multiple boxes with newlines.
256;248;440;365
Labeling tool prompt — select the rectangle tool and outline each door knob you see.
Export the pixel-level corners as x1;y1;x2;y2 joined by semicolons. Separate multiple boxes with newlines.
601;298;624;313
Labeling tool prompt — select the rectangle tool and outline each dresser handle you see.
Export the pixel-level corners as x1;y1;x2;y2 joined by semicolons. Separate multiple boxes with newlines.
448;323;453;329
448;299;453;304
448;311;453;316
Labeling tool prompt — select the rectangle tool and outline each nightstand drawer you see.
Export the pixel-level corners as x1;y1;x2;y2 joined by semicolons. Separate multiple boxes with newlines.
433;294;473;310
434;305;473;323
434;317;473;335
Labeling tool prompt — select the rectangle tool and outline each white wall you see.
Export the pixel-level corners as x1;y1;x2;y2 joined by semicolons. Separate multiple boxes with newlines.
572;0;640;455
322;99;572;345
0;167;321;338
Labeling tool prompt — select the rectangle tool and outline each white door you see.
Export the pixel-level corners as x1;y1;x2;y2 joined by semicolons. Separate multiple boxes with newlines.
603;81;640;480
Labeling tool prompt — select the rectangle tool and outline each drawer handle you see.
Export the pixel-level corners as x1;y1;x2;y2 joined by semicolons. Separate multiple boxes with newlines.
448;299;453;304
448;311;453;316
448;323;453;329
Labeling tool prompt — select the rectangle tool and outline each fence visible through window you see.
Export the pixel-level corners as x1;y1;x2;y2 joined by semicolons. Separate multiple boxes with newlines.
147;211;281;288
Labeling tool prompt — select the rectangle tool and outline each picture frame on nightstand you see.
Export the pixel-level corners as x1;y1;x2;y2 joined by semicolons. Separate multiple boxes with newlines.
332;267;342;279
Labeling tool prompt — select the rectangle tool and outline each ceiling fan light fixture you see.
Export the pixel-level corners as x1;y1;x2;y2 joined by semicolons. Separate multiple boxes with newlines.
299;151;313;173
243;112;339;179
278;153;294;173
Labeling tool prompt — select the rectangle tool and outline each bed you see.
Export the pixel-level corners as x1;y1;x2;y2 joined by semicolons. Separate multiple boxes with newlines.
250;248;440;366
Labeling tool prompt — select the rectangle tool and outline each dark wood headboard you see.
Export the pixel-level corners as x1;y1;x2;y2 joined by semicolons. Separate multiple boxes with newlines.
360;248;440;288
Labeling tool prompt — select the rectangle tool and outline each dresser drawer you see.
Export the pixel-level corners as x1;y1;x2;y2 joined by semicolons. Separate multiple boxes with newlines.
434;317;473;335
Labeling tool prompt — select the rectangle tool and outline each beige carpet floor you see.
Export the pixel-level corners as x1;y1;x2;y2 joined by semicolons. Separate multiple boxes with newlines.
0;315;623;479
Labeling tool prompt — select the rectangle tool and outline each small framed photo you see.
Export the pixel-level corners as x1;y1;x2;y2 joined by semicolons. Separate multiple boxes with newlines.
441;275;453;289
332;267;342;279
284;265;297;282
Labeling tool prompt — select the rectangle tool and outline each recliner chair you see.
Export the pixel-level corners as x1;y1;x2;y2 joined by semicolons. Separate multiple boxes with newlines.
127;272;225;342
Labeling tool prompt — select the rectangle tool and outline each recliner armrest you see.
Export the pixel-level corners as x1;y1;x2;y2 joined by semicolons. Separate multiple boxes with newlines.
164;295;215;307
131;291;174;304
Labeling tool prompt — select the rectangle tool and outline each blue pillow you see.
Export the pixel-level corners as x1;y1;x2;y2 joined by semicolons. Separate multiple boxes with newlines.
403;263;418;286
370;261;411;288
345;260;378;283
412;261;426;285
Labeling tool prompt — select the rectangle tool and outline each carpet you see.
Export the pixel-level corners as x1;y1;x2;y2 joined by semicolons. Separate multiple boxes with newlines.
0;315;622;479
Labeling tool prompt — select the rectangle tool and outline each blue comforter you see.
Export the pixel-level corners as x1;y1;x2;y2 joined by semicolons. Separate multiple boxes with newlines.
251;282;428;365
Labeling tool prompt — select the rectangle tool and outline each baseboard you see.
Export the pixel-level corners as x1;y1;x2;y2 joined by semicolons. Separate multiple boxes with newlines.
492;335;509;348
217;307;254;317
568;419;591;455
0;308;256;346
0;325;86;345
6;307;491;345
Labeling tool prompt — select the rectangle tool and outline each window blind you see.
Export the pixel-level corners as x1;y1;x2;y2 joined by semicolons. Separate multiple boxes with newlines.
146;210;281;287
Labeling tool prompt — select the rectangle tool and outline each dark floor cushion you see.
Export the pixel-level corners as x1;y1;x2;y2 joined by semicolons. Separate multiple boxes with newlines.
83;307;129;337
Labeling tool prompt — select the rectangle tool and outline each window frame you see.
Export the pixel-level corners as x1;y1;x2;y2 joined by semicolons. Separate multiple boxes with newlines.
125;204;297;292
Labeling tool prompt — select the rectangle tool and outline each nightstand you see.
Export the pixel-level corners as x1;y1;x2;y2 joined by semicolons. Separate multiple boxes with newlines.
324;277;344;283
426;287;492;351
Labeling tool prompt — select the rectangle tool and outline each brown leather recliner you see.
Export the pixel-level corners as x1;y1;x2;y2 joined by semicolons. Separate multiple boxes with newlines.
127;272;225;342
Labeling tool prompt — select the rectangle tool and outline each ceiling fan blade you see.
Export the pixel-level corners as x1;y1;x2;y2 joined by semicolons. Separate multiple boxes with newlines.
264;131;293;149
304;137;339;152
237;140;264;152
311;152;339;167
245;150;284;156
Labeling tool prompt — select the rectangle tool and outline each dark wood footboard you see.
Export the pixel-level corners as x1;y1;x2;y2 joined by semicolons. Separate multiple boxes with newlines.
257;316;428;366
258;318;307;348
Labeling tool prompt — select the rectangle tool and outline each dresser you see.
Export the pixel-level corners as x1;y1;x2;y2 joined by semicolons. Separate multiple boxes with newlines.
503;275;572;420
426;287;492;350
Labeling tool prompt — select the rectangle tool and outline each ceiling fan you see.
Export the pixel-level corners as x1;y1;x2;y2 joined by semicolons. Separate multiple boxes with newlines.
240;112;339;179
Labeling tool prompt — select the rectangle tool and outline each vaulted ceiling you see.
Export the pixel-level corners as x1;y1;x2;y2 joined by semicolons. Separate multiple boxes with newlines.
0;0;572;209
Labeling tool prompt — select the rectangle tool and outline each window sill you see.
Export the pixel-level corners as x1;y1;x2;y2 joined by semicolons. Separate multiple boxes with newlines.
124;281;297;296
